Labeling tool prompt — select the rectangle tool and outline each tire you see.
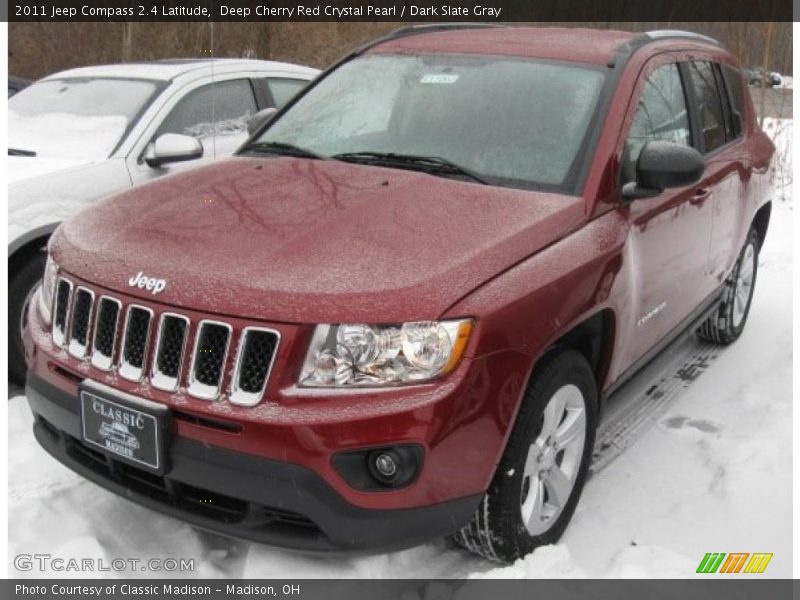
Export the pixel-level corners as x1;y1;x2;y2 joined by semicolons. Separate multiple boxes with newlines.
9;250;47;385
451;349;598;563
697;229;759;345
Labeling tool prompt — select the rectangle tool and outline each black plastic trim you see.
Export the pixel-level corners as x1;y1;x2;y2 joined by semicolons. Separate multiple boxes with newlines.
26;374;481;553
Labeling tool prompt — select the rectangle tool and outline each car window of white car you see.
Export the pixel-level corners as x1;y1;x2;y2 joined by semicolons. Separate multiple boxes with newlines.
156;78;258;158
265;78;308;107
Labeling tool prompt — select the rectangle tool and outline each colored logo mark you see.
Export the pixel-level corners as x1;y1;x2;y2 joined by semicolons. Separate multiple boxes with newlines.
696;552;773;574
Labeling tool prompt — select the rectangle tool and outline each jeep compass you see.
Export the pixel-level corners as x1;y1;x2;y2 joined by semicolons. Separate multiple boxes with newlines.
24;26;774;562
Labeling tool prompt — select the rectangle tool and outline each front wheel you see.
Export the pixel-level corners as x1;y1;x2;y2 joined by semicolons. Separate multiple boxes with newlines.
697;229;759;345
451;349;598;562
9;250;47;385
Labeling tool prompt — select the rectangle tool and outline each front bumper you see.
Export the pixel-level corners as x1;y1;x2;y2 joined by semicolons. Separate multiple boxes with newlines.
27;373;481;552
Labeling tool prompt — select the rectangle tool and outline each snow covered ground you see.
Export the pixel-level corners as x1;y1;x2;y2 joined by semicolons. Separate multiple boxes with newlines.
7;120;793;580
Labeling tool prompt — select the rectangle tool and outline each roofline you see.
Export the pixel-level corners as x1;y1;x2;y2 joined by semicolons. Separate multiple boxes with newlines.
608;29;724;68
45;58;314;82
351;24;724;71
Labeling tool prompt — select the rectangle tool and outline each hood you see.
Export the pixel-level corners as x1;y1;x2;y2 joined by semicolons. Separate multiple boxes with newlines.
53;157;586;323
8;155;94;184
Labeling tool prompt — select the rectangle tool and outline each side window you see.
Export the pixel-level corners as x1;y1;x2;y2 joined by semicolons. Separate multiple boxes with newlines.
623;63;691;182
157;79;258;139
687;61;727;152
266;78;308;108
721;65;746;139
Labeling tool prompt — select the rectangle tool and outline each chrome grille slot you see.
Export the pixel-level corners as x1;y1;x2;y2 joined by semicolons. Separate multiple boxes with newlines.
151;313;190;392
119;305;154;381
67;287;94;358
52;278;73;347
91;297;121;370
188;321;231;400
230;327;280;406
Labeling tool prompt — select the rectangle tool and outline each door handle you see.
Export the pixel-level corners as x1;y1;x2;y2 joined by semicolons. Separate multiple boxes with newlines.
689;188;711;205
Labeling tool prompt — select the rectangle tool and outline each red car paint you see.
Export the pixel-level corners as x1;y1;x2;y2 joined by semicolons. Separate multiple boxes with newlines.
25;27;774;544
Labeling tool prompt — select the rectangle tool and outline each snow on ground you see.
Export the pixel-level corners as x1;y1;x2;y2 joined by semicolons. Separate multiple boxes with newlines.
7;121;793;580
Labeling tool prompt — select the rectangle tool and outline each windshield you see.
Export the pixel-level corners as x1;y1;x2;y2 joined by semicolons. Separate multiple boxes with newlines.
9;78;160;160
255;54;606;190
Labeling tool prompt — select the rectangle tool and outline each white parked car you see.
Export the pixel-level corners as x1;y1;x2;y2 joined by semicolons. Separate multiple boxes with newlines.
8;58;319;383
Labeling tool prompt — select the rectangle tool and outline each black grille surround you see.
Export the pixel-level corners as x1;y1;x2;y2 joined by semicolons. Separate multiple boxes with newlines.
67;287;94;358
192;322;231;387
119;306;153;381
151;313;189;392
91;297;121;370
231;327;281;406
49;277;280;406
52;278;73;346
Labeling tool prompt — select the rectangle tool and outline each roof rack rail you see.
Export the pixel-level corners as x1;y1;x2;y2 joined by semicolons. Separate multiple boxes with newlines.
644;29;721;46
343;22;503;64
608;29;722;68
388;23;503;37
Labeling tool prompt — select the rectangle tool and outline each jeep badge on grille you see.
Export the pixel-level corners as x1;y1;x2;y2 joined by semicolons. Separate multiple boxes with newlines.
128;271;167;295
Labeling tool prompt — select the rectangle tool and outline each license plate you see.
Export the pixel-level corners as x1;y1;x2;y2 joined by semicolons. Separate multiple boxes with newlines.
80;383;168;473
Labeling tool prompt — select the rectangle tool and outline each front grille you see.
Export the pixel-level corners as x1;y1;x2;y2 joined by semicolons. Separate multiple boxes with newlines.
231;328;280;406
68;287;94;358
91;297;121;370
151;314;189;392
51;277;279;406
52;278;73;347
119;306;153;381
188;321;231;399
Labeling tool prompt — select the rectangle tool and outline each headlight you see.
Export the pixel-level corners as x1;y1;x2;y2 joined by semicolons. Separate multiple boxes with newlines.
38;255;59;326
299;319;473;387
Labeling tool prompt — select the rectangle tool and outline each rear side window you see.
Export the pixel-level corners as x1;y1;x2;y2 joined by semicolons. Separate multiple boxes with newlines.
622;63;691;182
721;65;746;138
687;61;727;152
266;78;308;108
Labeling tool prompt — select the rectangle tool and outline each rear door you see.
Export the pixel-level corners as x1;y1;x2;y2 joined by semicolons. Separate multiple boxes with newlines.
619;58;716;363
691;62;750;282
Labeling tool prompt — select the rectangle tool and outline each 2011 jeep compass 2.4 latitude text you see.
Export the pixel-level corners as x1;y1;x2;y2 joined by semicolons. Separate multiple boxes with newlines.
25;26;774;562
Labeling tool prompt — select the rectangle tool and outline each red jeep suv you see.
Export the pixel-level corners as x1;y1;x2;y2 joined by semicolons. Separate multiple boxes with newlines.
24;26;774;562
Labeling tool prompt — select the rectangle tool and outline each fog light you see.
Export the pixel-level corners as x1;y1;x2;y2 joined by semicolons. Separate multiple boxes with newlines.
373;453;398;479
332;444;424;491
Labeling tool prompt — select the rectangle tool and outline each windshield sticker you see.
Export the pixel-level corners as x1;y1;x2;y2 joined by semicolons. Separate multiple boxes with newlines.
420;74;459;84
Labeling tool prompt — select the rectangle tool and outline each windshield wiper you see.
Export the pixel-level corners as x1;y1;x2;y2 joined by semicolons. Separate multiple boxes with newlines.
242;141;325;160
332;151;489;185
8;148;36;157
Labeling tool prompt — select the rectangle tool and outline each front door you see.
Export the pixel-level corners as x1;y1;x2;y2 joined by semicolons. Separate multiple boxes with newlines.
619;59;716;364
128;77;260;185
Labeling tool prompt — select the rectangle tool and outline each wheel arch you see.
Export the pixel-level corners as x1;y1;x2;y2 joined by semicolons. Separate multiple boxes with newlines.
9;223;58;268
545;308;616;407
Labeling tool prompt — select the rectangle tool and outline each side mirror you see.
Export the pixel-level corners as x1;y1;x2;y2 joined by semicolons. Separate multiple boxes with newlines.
622;141;705;201
145;133;203;168
247;107;278;136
